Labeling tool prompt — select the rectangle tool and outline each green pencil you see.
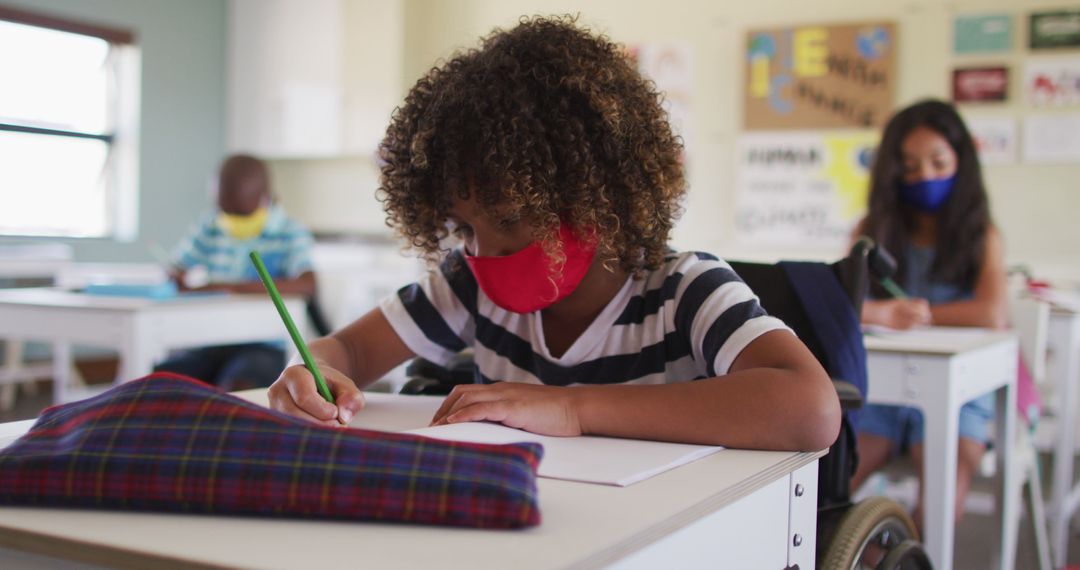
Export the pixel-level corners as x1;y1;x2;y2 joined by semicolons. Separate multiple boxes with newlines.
880;277;909;300
249;251;335;404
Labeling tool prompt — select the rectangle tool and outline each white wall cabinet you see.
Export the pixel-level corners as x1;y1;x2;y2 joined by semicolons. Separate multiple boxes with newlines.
227;0;404;159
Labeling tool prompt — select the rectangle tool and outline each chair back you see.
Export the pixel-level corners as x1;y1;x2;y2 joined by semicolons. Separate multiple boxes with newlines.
729;241;872;512
1010;295;1050;386
728;239;871;404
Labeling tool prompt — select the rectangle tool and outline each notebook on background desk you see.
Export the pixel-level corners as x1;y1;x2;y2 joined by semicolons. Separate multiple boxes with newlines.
1031;288;1080;313
862;324;1006;353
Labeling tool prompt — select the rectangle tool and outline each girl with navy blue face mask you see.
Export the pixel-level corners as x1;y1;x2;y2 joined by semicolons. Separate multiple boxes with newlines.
850;99;1009;531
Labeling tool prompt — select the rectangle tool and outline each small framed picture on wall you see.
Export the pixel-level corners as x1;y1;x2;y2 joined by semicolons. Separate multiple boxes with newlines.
1031;10;1080;50
952;67;1009;103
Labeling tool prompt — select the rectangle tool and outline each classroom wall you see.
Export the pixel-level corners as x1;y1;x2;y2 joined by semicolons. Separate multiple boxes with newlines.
395;0;1080;282
0;0;226;263
5;0;1075;280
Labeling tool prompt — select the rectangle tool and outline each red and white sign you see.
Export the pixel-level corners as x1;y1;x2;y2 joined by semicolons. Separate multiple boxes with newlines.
952;67;1008;102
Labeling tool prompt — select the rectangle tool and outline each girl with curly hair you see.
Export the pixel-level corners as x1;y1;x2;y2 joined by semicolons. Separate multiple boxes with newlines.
851;99;1009;526
269;16;840;450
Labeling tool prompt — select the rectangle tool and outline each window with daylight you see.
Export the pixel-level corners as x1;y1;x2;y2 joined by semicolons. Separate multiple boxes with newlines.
0;7;139;239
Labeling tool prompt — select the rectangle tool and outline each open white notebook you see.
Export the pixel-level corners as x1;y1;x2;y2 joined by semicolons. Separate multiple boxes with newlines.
407;421;722;487
230;391;723;487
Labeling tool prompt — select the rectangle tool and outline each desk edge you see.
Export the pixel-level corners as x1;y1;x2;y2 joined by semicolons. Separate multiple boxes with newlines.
568;449;824;569
0;521;228;570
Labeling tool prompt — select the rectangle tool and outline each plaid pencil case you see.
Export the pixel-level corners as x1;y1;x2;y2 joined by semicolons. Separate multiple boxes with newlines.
0;373;542;528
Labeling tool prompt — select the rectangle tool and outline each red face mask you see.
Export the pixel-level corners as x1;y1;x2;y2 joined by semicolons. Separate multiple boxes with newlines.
464;223;596;314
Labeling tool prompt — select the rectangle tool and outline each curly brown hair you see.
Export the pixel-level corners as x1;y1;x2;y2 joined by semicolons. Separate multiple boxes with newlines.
377;15;685;276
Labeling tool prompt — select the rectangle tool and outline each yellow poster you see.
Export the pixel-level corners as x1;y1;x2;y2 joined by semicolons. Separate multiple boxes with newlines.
735;131;879;247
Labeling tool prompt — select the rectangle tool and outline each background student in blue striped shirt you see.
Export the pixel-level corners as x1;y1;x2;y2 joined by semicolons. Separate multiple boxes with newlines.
156;154;316;390
268;16;840;450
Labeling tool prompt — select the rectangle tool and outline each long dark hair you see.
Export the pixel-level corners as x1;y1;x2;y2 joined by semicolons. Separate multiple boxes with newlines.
862;99;991;290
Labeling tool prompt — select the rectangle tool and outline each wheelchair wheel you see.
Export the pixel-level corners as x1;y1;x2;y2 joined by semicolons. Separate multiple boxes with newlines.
876;540;933;569
820;497;928;570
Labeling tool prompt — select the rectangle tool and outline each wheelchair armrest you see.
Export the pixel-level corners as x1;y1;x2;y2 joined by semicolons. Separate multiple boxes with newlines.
400;353;477;396
832;379;863;410
400;376;449;396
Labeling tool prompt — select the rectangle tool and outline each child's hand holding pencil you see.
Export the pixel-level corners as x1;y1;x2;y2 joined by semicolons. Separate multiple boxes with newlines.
250;250;365;426
270;361;366;427
878;298;932;330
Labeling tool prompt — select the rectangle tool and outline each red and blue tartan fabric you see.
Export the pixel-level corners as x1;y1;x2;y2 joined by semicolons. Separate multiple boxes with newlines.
0;373;542;528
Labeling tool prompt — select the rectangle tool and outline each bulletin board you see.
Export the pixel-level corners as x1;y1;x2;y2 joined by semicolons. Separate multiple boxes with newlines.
744;21;896;129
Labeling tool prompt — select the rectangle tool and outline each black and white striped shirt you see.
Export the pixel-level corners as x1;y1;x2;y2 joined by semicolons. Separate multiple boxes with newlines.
379;250;789;386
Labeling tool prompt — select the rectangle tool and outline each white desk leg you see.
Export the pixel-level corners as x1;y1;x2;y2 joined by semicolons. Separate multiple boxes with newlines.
0;340;23;410
918;357;961;570
118;345;155;384
51;340;71;405
1052;315;1080;569
118;316;155;384
995;379;1020;570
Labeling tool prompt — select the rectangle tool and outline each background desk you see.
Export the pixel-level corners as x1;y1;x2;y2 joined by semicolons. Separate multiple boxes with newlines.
1042;304;1080;567
864;328;1018;570
0;391;823;569
0;289;305;404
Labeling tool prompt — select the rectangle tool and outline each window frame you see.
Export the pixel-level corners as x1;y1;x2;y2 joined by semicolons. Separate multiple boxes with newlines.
0;6;139;240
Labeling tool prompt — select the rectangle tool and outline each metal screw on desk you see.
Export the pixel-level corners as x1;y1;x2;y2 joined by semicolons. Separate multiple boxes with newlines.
794;484;804;497
793;534;803;547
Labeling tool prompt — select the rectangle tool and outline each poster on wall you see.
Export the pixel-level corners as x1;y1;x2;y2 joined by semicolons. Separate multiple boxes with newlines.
1030;11;1080;50
1023;114;1080;163
965;116;1017;165
744;21;896;130
954;14;1013;54
952;67;1009;102
734;131;878;248
1025;59;1080;106
629;42;694;156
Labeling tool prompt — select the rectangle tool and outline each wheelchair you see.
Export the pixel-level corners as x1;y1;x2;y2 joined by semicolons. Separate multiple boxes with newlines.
401;238;932;569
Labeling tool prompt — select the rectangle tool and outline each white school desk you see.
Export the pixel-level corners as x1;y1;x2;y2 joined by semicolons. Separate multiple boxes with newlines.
0;246;72;402
1043;303;1080;568
864;328;1019;570
0;288;305;405
0;391;824;569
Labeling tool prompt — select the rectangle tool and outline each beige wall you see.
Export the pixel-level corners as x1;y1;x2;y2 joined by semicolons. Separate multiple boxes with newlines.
281;0;1080;283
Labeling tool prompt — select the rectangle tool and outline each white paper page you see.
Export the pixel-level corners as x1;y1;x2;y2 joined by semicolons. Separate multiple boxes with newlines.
407;421;722;487
863;325;994;341
863;325;1009;355
208;391;721;486
347;392;443;432
1032;289;1080;313
0;419;36;451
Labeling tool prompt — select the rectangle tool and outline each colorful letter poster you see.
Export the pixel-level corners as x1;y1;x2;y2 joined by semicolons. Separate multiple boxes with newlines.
1030;11;1080;50
1025;59;1080;106
954;14;1013;54
965;116;1017;165
735;131;878;247
744;21;895;130
952;67;1009;103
